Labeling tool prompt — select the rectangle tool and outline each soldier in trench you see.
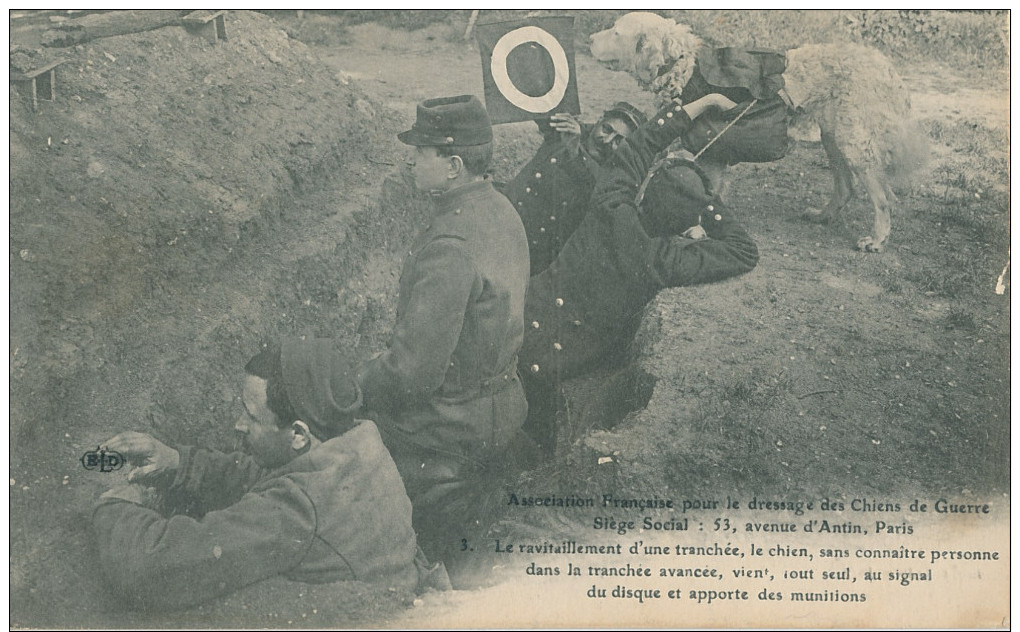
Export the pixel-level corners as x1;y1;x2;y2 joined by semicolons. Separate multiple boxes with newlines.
354;95;531;577
91;339;448;611
501;102;648;276
499;101;647;455
519;92;760;454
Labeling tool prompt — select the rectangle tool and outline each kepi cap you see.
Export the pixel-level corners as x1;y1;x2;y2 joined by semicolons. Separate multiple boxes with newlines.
603;101;647;130
398;95;493;147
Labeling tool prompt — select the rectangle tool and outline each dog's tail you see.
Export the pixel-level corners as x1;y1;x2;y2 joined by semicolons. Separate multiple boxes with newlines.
886;118;932;191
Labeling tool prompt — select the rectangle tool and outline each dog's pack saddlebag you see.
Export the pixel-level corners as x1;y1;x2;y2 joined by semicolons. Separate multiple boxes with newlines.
681;47;791;165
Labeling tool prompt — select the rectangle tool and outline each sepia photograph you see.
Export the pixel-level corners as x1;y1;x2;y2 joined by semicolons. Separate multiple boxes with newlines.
9;9;1010;628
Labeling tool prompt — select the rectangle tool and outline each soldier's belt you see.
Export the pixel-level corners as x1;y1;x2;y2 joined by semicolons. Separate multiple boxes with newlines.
478;355;521;395
436;355;521;402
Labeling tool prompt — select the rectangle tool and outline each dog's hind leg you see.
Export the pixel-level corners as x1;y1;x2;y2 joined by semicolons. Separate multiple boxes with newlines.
803;130;854;223
855;170;893;253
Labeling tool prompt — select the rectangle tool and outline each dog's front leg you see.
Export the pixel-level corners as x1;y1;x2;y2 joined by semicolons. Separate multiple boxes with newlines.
856;170;893;252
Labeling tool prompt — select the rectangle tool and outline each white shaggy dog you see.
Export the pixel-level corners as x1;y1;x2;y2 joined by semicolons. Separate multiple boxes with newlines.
590;11;924;252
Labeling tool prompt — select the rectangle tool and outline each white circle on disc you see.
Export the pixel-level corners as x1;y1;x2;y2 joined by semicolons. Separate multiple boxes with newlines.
491;26;569;114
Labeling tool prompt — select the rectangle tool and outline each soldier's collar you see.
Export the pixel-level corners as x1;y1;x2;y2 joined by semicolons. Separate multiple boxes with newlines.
435;179;491;210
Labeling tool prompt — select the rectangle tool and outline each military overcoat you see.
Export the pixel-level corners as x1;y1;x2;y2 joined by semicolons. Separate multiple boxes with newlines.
358;180;530;490
93;421;421;611
519;103;760;383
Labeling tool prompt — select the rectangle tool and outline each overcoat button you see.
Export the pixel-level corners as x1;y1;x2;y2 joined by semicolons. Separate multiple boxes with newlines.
666;111;673;118
540;227;545;233
532;321;540;329
707;205;714;212
531;364;540;373
454;209;461;214
714;214;722;221
674;105;683;112
550;157;557;164
573;320;582;327
553;343;562;351
525;187;531;193
562;201;568;207
535;172;542;179
517;201;523;207
657;118;665;126
549;215;556;221
445;136;454;144
555;298;564;307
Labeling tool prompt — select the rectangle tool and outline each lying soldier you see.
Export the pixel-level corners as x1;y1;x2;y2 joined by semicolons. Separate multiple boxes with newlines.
93;339;447;611
501;102;647;275
519;93;760;452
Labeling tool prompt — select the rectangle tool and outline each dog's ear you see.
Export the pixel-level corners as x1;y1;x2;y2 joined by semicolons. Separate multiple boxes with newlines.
663;23;701;63
634;32;648;56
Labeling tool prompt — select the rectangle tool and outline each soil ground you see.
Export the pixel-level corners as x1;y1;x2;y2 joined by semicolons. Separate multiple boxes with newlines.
9;11;1010;628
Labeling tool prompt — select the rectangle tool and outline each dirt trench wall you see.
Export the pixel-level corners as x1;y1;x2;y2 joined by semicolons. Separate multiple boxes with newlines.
10;11;385;442
11;10;361;311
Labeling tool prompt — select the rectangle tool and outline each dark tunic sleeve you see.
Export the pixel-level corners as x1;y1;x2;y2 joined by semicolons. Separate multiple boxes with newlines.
591;104;759;289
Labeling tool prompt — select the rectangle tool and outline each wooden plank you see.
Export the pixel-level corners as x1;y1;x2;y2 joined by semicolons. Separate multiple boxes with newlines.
182;10;227;25
40;10;186;48
9;59;67;81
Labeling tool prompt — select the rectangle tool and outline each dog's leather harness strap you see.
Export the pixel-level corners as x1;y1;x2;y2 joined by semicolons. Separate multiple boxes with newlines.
776;88;795;110
635;147;715;208
654;60;675;81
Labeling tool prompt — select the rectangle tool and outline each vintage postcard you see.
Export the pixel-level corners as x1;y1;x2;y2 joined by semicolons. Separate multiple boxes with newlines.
9;9;1010;628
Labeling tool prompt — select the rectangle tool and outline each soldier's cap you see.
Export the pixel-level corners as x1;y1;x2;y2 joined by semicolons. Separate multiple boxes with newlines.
280;338;362;441
641;158;714;234
602;101;647;130
398;95;493;147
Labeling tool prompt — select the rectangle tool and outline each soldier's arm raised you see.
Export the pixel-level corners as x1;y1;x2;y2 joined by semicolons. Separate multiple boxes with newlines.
592;95;758;289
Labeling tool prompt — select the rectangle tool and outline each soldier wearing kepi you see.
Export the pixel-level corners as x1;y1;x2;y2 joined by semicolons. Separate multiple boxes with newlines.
356;95;530;568
502;102;647;276
520;93;760;453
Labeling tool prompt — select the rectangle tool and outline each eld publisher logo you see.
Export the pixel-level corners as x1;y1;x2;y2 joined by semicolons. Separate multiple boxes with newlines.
80;447;125;473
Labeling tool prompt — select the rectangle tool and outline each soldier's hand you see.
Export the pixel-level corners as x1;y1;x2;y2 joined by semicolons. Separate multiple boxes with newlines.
103;431;180;484
549;113;582;156
683;224;708;240
100;483;153;506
